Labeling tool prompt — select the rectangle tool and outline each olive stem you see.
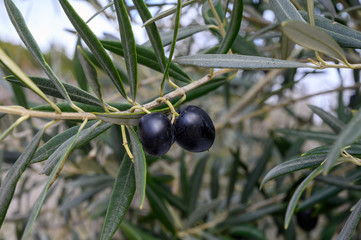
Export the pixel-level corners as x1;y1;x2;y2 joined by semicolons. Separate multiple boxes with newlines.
121;125;134;162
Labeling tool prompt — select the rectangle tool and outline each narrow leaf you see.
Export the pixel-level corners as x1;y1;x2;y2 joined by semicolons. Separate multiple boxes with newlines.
4;0;74;108
133;0;167;73
143;25;212;47
101;40;191;83
324;109;361;174
217;0;243;54
0;128;45;227
185;199;222;228
308;105;344;133
241;142;271;203
174;54;312;69
210;158;220;199
282;20;348;63
300;12;361;49
126;127;146;209
59;0;127;98
21;120;86;240
189;156;208;213
261;154;326;187
114;0;137;101
149;181;188;214
73;39;89;91
6;75;103;107
100;155;135;240
31;121;112;164
142;0;196;26
284;165;324;229
146;183;176;233
42;121;104;175
276;128;337;143
336;199;361;240
77;46;105;106
0;48;60;112
269;0;306;23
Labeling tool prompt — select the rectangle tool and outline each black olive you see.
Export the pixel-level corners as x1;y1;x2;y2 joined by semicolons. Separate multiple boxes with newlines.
296;208;318;232
174;105;215;152
137;113;175;156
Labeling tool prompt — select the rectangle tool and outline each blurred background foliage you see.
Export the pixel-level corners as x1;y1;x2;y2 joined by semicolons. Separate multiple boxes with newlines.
1;0;361;239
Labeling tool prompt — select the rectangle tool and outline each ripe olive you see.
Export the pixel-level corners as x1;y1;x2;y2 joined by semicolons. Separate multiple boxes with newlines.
137;113;175;156
296;208;318;232
174;105;215;152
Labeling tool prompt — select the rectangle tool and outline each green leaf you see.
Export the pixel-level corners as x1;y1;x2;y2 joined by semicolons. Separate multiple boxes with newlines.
160;0;182;91
142;0;196;26
174;54;313;69
0;128;45;227
316;175;361;191
227;150;240;207
284;165;324;229
143;25;212;48
4;0;74;108
188;156;208;213
114;0;137;101
180;153;190;206
31;121;112;164
308;105;345;133
77;46;105;107
261;154;326;187
299;170;361;210
282;20;348;63
217;0;243;54
269;0;306;23
210;158;220;199
59;0;127;98
220;203;285;227
101;40;191;83
276;128;337;143
126;127;146;209
73;39;89;91
60;184;109;212
0;47;60;113
132;0;167;73
229;225;266;240
185;199;222;228
149;180;188;214
42;121;105;175
336;199;361;240
100;155;135;240
6;75;102;107
303;144;361;157
10;83;28;108
299;12;361;49
21;120;85;240
324;109;361;174
119;222;142;240
146;183;176;233
241;142;272;203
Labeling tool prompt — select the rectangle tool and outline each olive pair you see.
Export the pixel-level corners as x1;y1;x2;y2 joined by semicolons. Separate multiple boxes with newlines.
137;105;216;156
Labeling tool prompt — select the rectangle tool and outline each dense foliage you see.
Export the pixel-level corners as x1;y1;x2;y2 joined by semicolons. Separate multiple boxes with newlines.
1;0;361;239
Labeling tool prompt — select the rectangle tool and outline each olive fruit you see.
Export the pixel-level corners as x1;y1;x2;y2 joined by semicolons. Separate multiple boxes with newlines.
137;113;175;156
296;208;318;232
174;105;215;152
